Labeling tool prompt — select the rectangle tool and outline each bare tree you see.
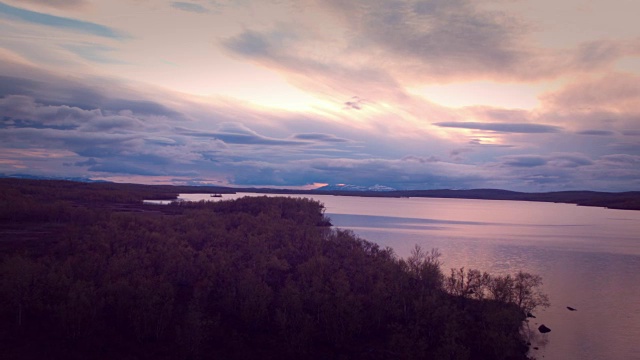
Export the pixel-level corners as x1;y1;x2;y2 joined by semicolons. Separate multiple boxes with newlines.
446;269;550;314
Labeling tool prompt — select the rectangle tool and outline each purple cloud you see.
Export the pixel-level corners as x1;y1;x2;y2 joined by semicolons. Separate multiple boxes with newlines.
171;2;209;14
434;122;562;133
577;130;615;136
500;155;548;167
292;133;351;143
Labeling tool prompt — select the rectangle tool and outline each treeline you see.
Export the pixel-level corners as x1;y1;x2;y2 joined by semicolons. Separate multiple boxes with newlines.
0;180;546;359
0;178;236;208
0;178;177;204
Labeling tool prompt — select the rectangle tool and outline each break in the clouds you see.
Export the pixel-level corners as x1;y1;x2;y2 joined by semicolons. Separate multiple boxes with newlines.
1;0;639;191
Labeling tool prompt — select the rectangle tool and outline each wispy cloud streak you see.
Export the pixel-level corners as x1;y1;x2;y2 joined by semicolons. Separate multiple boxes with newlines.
0;2;126;39
171;2;209;14
434;122;562;134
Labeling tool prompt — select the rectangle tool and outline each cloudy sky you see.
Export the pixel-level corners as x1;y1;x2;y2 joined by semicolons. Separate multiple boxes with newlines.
1;0;639;191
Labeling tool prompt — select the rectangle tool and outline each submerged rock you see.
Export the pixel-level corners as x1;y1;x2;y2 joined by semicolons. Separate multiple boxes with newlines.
538;324;551;333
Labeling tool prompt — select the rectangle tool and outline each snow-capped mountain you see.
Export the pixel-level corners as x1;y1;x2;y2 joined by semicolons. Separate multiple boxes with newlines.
316;184;396;192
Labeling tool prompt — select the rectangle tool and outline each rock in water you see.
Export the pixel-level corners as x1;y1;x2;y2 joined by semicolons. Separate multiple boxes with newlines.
567;306;577;311
538;324;551;333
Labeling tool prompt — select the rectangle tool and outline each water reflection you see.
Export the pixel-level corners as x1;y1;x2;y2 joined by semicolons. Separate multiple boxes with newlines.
331;213;640;360
327;213;499;230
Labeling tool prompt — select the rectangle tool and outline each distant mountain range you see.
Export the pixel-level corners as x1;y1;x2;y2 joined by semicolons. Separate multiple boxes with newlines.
0;173;109;183
316;184;397;192
3;175;639;211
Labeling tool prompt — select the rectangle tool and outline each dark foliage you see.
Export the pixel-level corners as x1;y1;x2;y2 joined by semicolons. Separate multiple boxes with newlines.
0;179;540;360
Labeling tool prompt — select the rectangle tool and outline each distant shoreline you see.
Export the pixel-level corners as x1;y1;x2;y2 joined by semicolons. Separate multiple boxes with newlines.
231;188;640;211
2;177;639;211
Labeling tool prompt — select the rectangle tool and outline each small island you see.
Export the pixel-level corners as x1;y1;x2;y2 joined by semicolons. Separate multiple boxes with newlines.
0;179;548;359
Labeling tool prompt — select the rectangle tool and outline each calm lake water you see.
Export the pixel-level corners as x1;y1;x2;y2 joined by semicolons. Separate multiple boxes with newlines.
148;193;640;360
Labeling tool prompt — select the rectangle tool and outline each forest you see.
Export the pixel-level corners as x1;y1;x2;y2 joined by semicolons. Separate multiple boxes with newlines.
0;179;548;360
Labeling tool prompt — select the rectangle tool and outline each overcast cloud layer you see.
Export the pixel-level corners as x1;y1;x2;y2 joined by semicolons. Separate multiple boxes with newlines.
1;0;639;191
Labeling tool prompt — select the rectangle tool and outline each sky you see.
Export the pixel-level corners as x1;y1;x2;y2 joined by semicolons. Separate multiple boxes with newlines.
1;0;639;192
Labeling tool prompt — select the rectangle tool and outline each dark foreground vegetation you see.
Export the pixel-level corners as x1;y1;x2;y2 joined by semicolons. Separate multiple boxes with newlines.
1;179;548;359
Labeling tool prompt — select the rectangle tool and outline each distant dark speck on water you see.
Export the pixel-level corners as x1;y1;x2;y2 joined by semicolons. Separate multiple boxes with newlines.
538;324;551;333
567;306;577;311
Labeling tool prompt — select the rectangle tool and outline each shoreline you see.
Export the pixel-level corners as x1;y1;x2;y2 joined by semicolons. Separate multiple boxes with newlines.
182;187;640;212
2;177;639;211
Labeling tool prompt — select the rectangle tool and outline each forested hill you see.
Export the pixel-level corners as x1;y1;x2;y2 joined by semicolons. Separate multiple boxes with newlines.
1;179;546;359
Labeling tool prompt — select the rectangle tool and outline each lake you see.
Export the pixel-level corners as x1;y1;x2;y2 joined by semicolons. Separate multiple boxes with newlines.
148;193;640;360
